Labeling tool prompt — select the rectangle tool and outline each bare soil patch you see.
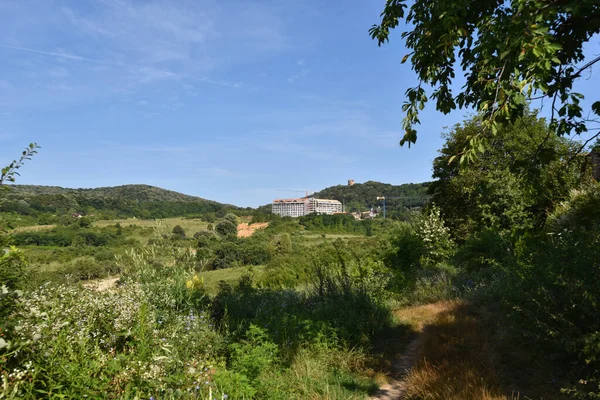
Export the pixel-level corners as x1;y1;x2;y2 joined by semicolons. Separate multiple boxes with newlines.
237;222;268;238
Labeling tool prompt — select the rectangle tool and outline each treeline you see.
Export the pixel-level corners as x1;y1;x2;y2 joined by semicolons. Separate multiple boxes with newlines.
0;194;234;220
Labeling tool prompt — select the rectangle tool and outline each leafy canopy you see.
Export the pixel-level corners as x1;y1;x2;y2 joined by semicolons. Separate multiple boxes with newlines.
429;109;588;241
370;0;600;161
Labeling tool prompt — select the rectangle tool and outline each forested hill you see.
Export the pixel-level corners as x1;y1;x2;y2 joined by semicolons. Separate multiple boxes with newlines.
1;184;235;219
8;184;206;203
312;181;430;215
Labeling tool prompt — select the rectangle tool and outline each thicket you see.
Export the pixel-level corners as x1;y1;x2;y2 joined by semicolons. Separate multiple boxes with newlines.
424;111;599;398
1;234;392;399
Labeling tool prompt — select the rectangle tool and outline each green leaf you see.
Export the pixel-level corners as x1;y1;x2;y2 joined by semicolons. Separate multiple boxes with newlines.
478;141;486;154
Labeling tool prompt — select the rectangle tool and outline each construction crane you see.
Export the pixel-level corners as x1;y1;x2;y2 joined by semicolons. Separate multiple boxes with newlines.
376;196;419;219
277;189;310;198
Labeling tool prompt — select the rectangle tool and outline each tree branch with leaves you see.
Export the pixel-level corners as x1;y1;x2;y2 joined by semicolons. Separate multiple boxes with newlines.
1;143;40;189
370;0;600;163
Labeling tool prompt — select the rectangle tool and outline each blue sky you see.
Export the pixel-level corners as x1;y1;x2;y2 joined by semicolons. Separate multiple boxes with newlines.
1;1;599;207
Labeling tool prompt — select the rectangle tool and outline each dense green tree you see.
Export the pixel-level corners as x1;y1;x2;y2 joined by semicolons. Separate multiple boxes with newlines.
430;110;589;241
223;213;241;225
215;220;238;238
371;0;600;157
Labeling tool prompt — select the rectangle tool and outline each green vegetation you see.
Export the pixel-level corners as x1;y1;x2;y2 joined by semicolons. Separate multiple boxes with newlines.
0;184;237;220
371;0;600;155
2;105;600;398
312;180;429;216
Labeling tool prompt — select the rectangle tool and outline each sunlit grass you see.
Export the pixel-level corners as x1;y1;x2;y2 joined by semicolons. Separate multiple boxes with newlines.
94;217;209;234
199;265;266;295
398;300;515;400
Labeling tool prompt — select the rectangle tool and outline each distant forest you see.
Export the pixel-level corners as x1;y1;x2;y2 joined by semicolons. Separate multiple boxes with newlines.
0;184;236;220
1;181;430;222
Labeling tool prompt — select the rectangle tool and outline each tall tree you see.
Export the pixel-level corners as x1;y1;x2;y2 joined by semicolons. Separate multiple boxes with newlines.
430;110;587;241
370;0;600;160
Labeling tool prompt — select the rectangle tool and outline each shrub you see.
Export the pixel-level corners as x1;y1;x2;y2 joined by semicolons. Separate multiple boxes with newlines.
172;224;186;238
268;233;292;256
413;205;455;266
383;222;425;272
223;213;241;225
215;220;237;238
492;185;600;398
454;229;512;273
63;256;107;280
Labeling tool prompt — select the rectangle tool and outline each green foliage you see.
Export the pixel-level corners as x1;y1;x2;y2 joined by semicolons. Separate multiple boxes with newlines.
268;233;292;256
413;205;455;267
465;184;600;398
383;222;425;272
223;213;241;225
11;225;116;247
370;0;600;153
215;220;237;238
312;180;429;214
430;111;588;241
172;224;186;238
0;184;237;219
0;144;39;187
454;230;513;273
229;325;279;382
0;246;26;291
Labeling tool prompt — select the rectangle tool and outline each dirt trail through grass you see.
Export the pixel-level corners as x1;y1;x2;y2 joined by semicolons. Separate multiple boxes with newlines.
371;300;516;400
370;302;454;400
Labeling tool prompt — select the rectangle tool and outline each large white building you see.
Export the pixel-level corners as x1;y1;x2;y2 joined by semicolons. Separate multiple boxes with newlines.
272;197;342;217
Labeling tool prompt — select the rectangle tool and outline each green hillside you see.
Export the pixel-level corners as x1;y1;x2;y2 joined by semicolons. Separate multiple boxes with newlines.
0;184;234;219
254;181;430;218
312;180;430;216
8;184;206;203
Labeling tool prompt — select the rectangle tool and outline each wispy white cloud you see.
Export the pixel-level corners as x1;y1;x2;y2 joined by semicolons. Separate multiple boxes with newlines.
0;0;295;107
0;44;116;65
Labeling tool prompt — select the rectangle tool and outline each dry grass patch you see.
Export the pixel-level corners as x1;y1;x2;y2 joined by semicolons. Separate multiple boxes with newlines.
402;300;514;400
11;224;55;233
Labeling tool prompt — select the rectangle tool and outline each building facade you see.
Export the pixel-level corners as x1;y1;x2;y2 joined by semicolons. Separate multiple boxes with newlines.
272;197;342;217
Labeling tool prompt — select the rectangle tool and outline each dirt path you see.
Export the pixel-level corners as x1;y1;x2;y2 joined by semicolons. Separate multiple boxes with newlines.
369;302;455;400
370;335;422;399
